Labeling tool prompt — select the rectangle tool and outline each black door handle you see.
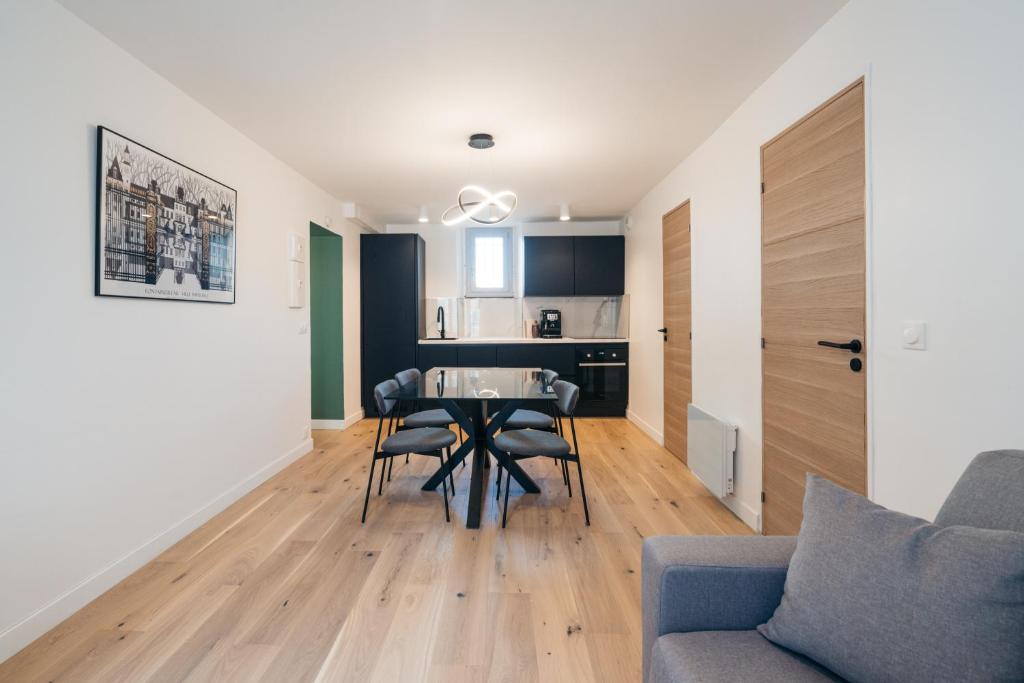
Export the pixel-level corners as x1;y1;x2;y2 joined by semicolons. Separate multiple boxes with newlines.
657;327;667;341
817;339;862;354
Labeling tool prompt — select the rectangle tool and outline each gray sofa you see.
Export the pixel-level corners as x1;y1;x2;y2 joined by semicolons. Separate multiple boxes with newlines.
641;450;1024;682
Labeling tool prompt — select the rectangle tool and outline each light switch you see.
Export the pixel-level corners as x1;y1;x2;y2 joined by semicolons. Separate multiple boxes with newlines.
287;232;306;262
288;262;305;308
902;321;926;350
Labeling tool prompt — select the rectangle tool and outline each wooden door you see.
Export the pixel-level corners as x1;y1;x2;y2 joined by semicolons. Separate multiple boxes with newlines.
761;80;866;535
662;202;691;463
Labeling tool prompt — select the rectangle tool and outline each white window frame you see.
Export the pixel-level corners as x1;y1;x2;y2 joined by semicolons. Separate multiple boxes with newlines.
464;226;515;297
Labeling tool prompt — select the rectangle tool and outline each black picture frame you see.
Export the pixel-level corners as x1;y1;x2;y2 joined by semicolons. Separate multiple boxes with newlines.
95;126;238;304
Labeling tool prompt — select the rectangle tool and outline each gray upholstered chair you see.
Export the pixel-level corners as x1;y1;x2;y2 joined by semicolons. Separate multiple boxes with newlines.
361;379;457;524
392;368;462;483
493;379;591;528
498;368;560;431
641;450;1024;682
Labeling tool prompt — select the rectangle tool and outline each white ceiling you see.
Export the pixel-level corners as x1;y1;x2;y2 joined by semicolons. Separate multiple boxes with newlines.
58;0;845;224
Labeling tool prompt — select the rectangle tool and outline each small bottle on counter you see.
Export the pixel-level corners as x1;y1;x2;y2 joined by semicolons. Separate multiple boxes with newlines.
531;320;539;338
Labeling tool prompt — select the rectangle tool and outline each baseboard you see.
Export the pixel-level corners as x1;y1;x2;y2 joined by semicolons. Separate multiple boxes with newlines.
627;409;664;446
311;419;345;430
0;438;314;664
723;497;761;533
341;409;364;429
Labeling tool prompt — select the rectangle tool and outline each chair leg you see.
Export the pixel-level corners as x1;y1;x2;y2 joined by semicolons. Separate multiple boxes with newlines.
575;459;591;526
387;452;394;481
362;456;377;523
446;446;456;494
440;450;451;523
501;465;512;528
495;460;502;499
564;457;573;497
406;453;410;464
378;454;388;495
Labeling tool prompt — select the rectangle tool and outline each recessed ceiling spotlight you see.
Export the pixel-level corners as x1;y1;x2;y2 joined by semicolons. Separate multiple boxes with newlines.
468;133;495;149
418;205;429;223
559;203;571;221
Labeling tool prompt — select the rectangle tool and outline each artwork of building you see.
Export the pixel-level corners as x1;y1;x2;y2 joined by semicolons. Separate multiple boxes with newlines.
97;128;236;303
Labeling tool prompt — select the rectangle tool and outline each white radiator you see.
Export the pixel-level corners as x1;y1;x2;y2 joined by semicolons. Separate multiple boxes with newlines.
687;404;737;498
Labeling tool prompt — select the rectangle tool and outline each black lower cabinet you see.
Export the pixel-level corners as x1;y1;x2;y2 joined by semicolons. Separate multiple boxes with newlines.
417;344;457;372
495;344;575;378
409;342;628;417
457;345;497;367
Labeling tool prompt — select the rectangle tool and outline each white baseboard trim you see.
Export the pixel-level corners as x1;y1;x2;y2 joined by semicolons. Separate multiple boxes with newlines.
627;409;664;446
311;419;345;430
341;409;364;429
310;409;363;432
723;498;761;533
0;438;315;664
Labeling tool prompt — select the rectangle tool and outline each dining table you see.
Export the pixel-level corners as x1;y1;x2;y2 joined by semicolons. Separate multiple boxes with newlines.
385;366;556;528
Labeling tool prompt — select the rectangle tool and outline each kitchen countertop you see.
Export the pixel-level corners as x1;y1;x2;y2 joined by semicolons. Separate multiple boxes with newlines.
418;336;628;345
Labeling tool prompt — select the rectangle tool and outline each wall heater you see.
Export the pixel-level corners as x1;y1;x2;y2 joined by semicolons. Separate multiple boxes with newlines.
687;404;737;498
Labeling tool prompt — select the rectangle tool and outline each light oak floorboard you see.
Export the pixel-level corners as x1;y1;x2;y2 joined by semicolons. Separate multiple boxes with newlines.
0;418;750;683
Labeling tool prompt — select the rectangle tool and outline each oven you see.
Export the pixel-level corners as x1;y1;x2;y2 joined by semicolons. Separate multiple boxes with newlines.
574;345;628;416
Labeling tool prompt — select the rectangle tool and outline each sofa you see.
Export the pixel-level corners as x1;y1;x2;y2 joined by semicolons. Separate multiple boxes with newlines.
641;450;1024;682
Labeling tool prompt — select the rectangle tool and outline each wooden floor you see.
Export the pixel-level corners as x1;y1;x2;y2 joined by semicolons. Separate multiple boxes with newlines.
0;418;750;683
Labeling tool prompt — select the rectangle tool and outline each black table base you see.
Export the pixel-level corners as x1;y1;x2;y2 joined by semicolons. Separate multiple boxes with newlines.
422;398;540;528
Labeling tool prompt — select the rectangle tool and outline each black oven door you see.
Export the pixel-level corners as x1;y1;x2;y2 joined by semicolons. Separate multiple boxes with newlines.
575;348;628;415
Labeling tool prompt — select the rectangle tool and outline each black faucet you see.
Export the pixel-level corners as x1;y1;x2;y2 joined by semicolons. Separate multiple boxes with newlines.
437;305;446;339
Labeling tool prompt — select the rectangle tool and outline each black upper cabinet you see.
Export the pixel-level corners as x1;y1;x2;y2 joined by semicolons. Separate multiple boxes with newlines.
360;234;425;415
523;236;574;296
573;236;625;296
523;235;624;297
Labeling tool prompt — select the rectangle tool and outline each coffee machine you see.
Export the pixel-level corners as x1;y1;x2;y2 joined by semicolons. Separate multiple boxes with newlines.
539;309;562;338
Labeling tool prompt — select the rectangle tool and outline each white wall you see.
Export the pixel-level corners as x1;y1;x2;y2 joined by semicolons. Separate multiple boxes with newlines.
626;0;1024;528
0;0;362;660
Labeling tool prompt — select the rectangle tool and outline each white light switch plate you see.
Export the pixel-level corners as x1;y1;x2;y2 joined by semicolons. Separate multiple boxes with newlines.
287;232;306;262
902;321;926;350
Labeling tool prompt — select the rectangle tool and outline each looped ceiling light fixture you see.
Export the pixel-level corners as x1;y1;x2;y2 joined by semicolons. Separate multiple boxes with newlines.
441;133;518;227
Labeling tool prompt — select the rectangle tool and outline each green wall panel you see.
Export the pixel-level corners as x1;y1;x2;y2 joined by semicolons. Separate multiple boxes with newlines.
310;224;344;420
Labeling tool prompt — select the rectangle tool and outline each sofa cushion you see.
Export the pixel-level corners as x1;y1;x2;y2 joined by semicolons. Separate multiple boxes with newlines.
648;631;842;683
758;475;1024;683
935;450;1024;533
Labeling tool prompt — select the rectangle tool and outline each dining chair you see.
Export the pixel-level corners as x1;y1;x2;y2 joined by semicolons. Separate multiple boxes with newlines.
362;379;456;523
497;368;560;431
393;368;462;485
493;379;591;528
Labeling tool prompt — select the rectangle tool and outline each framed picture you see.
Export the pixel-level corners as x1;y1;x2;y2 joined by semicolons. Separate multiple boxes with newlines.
96;126;237;303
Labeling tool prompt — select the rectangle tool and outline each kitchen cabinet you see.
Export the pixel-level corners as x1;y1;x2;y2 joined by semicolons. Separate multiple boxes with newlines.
573;236;624;296
457;345;497;367
417;344;457;372
522;235;624;297
360;234;425;415
523;236;574;296
496;344;575;378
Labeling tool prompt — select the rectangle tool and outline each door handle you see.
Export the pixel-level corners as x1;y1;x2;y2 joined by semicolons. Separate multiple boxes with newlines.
657;327;667;341
817;339;862;354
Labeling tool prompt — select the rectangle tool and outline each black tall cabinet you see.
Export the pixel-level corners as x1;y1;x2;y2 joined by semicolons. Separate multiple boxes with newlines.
360;234;425;416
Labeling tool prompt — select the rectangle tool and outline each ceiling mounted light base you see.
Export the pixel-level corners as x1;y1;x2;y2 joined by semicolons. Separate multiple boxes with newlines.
468;133;495;149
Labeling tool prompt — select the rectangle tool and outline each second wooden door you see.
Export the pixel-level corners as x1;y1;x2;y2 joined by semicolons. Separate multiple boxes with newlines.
663;202;691;463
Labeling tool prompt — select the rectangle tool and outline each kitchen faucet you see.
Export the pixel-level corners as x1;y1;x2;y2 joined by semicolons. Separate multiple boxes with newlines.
436;305;446;339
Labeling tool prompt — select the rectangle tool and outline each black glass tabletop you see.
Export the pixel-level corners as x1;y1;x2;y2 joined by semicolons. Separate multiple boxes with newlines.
385;367;555;401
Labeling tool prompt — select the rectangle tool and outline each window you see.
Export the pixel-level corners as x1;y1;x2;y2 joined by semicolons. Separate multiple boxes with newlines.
465;227;514;297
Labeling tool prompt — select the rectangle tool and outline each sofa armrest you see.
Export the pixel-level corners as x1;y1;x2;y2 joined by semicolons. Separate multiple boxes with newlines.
642;535;797;681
